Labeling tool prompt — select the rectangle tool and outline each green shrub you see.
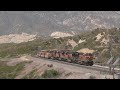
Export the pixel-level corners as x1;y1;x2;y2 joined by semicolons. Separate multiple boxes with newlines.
41;69;60;79
89;75;96;79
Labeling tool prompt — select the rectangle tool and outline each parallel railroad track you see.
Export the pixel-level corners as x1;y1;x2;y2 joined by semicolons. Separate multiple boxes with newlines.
34;56;120;73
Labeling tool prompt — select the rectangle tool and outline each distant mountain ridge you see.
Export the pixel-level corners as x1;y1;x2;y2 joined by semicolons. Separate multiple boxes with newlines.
0;11;120;36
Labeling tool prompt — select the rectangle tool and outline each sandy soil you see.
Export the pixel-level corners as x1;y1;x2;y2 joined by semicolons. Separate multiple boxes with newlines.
77;48;95;54
0;33;36;44
5;55;114;79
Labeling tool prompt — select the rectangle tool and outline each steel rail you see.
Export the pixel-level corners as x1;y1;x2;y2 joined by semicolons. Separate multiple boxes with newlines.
34;56;120;73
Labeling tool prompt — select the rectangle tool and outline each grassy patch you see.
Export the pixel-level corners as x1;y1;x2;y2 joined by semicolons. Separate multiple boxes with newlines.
23;69;38;79
0;61;27;79
23;69;61;79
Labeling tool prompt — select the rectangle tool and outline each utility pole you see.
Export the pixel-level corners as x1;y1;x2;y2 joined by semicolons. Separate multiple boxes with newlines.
107;29;112;57
106;28;120;79
106;29;113;74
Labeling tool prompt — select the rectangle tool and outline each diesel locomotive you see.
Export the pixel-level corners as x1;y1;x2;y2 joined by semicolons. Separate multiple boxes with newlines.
37;49;95;66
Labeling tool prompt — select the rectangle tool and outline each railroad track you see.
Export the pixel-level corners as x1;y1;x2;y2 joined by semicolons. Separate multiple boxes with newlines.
34;56;120;73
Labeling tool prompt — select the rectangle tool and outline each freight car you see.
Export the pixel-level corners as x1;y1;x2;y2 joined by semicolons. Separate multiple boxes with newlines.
37;49;95;66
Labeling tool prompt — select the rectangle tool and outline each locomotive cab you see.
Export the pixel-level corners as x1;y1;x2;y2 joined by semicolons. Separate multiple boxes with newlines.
38;50;47;58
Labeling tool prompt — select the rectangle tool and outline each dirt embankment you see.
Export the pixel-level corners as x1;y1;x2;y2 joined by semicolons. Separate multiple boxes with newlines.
3;55;113;79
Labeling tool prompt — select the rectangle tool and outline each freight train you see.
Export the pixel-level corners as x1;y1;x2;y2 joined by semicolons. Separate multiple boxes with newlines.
37;49;95;66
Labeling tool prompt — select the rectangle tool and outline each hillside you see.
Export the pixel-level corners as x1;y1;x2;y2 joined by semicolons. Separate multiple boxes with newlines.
1;55;109;79
0;33;37;44
0;28;120;65
73;28;120;64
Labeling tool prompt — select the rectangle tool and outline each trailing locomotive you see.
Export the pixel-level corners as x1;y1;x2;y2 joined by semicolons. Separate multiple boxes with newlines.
37;49;95;66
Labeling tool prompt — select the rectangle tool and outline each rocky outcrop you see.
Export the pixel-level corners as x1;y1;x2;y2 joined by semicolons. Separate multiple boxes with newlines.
0;33;36;44
50;31;74;38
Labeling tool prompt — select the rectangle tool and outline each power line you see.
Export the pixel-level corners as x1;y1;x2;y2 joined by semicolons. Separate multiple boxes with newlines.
113;11;120;16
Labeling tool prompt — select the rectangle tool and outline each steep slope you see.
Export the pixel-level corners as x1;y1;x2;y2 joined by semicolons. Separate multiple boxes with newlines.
73;28;120;64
